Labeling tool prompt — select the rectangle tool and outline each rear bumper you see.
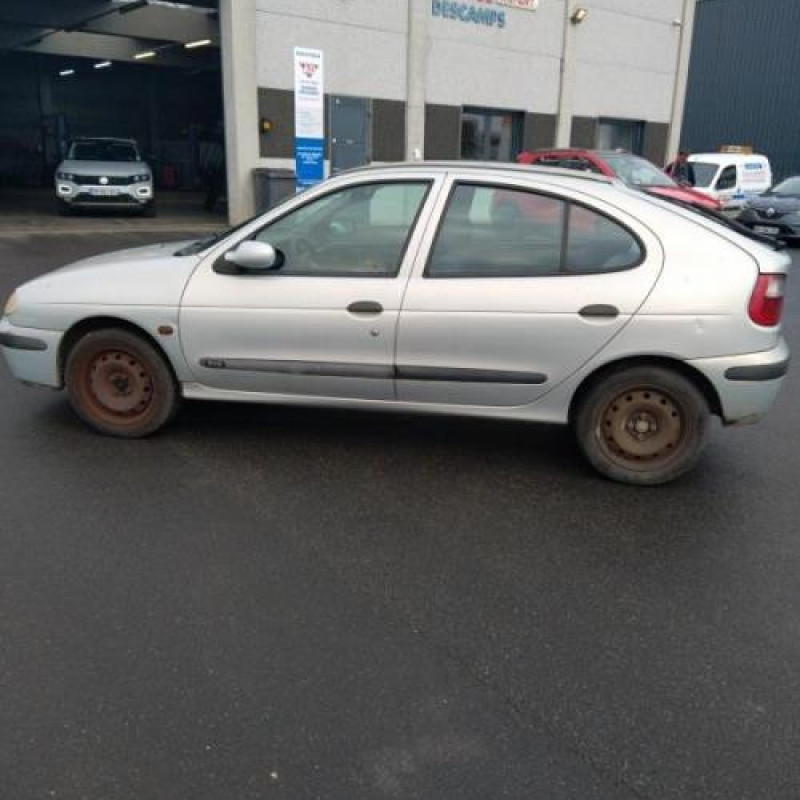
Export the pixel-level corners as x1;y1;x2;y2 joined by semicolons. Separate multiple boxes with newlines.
688;338;790;424
0;317;64;388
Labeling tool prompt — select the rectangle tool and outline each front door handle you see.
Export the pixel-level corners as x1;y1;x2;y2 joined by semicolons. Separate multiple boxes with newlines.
347;301;383;315
579;304;619;319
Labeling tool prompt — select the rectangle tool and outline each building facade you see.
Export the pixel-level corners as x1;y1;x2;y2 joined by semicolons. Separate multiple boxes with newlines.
220;0;692;220
682;0;800;181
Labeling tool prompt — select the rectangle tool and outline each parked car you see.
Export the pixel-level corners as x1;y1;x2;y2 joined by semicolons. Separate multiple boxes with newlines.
737;176;800;242
688;153;772;210
55;137;155;216
1;163;790;485
517;148;721;210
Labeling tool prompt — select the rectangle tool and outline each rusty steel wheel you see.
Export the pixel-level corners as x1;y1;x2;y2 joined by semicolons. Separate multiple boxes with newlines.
65;329;179;438
574;366;710;485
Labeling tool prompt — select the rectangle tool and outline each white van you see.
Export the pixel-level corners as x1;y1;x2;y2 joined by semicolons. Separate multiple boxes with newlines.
688;153;772;210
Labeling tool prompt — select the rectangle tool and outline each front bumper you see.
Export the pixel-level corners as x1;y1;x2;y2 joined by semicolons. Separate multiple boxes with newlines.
56;180;153;208
0;317;64;388
737;210;800;239
688;338;790;425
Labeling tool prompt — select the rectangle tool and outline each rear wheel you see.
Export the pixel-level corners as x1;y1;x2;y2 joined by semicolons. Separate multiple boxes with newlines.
574;366;710;485
65;329;179;438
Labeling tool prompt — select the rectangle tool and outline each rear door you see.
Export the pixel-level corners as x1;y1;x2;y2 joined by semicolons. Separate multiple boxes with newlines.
395;175;664;407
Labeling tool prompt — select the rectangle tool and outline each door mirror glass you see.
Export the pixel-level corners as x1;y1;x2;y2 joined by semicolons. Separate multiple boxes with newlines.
224;240;282;271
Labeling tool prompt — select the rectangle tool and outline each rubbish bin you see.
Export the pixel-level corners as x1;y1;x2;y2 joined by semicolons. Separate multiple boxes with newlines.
253;168;296;214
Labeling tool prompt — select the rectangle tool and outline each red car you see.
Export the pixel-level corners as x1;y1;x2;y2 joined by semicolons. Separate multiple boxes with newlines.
517;149;721;211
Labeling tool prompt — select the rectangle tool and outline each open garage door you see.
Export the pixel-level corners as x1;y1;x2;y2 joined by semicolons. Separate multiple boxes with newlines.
0;0;226;224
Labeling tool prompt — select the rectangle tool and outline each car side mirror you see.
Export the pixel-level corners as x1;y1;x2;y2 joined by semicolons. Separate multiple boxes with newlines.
223;241;283;272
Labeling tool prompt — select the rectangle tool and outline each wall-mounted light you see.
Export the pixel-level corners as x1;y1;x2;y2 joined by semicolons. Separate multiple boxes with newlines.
184;38;212;49
570;7;589;24
94;60;112;69
59;69;75;77
134;50;156;60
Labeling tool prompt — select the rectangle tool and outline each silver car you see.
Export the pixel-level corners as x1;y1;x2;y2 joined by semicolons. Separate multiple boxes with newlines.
2;163;790;484
55;137;155;216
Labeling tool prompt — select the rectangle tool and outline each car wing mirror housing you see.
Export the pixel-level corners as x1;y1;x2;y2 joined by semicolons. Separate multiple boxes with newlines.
220;240;283;273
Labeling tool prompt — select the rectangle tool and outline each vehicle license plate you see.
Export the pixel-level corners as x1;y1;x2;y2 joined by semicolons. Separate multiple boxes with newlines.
88;186;120;197
753;225;779;235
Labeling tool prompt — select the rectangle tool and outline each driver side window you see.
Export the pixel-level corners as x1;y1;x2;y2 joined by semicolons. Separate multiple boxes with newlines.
254;181;430;277
716;165;737;191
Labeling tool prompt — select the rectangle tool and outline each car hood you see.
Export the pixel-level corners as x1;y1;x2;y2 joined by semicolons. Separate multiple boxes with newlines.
745;195;800;213
14;241;201;313
57;159;151;177
646;185;720;209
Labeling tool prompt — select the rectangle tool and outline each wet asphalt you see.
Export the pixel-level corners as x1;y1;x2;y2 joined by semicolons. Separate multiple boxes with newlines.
1;232;798;800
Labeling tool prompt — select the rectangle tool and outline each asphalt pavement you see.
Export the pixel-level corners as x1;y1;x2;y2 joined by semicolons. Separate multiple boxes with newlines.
1;231;798;799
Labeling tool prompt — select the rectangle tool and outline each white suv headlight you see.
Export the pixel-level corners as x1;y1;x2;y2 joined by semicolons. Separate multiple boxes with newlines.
4;291;18;317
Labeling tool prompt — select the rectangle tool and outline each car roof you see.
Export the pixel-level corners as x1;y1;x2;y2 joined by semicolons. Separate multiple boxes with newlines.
689;153;768;164
344;160;614;184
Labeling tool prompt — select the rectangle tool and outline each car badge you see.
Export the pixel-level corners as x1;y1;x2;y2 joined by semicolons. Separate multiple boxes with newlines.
766;207;776;217
99;176;109;185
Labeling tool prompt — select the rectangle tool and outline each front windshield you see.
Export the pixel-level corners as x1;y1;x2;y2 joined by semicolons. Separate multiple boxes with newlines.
604;154;674;188
690;162;720;188
68;141;140;162
771;177;800;196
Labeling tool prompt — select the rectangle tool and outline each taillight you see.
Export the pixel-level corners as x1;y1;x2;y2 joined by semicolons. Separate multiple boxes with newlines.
748;273;786;326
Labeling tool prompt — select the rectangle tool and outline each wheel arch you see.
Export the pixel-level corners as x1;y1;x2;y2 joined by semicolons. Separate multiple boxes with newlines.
567;355;723;424
58;316;178;386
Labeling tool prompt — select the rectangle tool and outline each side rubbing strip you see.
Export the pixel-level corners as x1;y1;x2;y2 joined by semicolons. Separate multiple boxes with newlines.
397;365;548;384
199;359;548;384
0;332;48;351
724;360;790;382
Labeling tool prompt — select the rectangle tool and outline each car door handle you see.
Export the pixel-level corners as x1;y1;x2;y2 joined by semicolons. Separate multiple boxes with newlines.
347;301;383;315
579;304;619;319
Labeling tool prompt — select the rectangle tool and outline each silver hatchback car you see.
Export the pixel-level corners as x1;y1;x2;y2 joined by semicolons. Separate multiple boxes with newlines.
1;163;790;484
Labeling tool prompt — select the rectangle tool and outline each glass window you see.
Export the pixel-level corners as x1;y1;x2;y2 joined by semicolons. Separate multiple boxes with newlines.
715;165;737;190
427;183;642;278
68;140;140;162
596;119;645;154
254;181;430;276
773;177;800;196
691;162;721;188
461;108;523;162
428;184;566;278
603;154;674;187
566;205;642;273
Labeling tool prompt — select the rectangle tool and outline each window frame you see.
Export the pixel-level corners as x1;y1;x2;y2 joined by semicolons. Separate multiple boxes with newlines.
715;165;738;191
423;180;647;280
223;178;434;279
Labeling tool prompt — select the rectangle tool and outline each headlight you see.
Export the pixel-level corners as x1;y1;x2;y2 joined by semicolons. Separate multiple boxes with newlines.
133;174;151;183
56;172;76;181
3;292;18;317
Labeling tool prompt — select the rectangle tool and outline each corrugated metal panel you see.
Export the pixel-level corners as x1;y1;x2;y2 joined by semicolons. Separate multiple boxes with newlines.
683;0;800;179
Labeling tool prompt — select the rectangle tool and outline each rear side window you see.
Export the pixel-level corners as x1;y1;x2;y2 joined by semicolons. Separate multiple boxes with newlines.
426;183;642;278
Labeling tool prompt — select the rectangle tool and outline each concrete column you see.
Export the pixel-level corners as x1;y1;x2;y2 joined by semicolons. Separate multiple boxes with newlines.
405;0;428;161
666;0;697;164
219;0;259;223
554;2;576;148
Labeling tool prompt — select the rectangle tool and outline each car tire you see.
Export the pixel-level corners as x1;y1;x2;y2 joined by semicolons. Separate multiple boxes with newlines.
57;200;73;217
573;365;710;486
65;328;179;438
141;201;157;218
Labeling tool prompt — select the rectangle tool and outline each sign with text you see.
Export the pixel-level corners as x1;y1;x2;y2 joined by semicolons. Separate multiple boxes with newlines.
294;47;325;190
431;0;538;29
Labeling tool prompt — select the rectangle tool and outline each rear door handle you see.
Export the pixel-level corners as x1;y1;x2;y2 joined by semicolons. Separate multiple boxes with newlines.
347;301;383;315
579;304;619;319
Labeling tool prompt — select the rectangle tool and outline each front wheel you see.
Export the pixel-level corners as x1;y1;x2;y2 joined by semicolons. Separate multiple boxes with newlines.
574;366;710;485
65;329;179;438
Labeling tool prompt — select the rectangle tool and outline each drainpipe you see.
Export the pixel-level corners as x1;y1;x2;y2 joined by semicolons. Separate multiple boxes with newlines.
666;0;697;164
406;0;428;160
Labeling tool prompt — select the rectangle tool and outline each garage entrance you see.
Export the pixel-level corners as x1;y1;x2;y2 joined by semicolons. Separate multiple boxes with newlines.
0;0;225;226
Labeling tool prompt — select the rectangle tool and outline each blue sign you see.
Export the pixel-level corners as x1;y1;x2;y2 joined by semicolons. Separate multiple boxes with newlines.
432;0;507;28
295;137;325;190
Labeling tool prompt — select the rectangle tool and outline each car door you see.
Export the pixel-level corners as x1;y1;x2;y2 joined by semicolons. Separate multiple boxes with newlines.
179;176;439;400
395;175;664;407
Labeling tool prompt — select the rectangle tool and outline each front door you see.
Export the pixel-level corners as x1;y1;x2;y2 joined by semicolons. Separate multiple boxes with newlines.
179;178;438;401
396;177;663;407
330;96;371;174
